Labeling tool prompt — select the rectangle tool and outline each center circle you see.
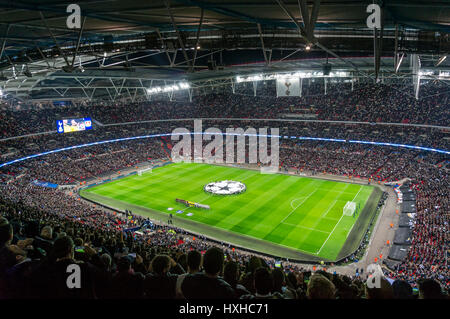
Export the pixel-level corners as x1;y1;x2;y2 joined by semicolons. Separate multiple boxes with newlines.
204;180;246;195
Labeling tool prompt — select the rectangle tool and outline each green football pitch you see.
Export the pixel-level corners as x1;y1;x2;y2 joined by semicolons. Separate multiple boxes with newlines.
80;162;377;261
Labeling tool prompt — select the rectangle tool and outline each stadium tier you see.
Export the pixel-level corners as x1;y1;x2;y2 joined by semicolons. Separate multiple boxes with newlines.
0;1;448;305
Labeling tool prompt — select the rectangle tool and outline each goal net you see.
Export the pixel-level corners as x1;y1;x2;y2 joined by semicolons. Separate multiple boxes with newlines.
343;201;356;216
137;167;152;176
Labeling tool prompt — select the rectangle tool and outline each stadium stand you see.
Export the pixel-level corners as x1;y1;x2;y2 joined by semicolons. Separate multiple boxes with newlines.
0;89;448;299
1;83;449;139
0;1;448;303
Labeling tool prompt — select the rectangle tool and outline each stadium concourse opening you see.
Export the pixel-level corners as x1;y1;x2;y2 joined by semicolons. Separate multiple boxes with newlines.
0;0;448;304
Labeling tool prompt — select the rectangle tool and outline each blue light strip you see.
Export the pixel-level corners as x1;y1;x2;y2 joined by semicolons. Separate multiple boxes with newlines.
0;133;448;168
295;137;347;142
348;140;449;154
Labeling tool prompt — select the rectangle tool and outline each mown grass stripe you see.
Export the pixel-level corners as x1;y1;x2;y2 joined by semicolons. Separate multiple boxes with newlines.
83;162;375;260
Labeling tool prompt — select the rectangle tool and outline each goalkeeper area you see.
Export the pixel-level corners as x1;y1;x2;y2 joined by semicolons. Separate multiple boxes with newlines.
80;162;382;261
137;167;152;176
343;201;357;216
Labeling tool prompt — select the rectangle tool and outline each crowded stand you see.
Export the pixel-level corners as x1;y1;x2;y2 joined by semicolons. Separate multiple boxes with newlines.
0;108;448;299
0;120;448;165
1;0;450;309
0;76;449;300
1;82;449;139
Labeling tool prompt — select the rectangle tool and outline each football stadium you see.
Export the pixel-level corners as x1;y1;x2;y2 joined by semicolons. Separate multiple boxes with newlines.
0;0;449;305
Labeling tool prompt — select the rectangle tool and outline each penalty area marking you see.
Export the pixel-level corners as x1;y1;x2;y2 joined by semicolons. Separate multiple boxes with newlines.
315;185;363;255
320;184;351;219
282;222;330;234
290;197;307;209
321;199;337;219
280;189;317;224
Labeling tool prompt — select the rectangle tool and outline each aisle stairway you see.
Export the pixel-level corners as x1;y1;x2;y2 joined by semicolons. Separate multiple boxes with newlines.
159;136;173;159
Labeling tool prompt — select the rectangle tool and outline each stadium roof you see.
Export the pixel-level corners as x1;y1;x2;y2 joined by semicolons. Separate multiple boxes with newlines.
0;0;449;103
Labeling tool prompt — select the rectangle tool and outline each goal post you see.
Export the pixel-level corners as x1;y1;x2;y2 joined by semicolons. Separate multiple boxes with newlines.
343;201;357;216
137;167;152;176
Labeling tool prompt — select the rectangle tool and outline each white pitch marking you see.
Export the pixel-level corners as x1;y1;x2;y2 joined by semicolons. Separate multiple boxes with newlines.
320;184;350;219
315;185;363;254
321;199;337;218
290;197;306;209
282;222;330;234
280;189;317;224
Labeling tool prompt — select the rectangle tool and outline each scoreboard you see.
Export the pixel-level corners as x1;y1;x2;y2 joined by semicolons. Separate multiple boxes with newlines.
56;118;92;133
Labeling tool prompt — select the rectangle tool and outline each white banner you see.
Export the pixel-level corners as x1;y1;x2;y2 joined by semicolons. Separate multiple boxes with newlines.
276;77;301;97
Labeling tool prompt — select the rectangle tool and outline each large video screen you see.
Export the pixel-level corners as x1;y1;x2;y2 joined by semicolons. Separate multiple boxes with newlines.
53;101;72;107
56;118;92;133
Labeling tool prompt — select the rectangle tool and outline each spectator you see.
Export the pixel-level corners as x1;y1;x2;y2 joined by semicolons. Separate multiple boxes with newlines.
241;256;262;294
31;235;95;298
181;247;235;299
92;253;113;299
110;256;144;299
224;261;250;298
0;217;14;268
272;268;296;299
306;274;336;299
144;255;179;299
241;267;283;299
365;277;394;299
418;279;445;299
176;250;202;298
0;217;15;297
33;225;54;259
332;274;360;299
392;280;413;299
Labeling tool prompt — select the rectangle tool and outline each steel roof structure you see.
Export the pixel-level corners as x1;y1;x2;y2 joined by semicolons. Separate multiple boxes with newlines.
0;0;449;104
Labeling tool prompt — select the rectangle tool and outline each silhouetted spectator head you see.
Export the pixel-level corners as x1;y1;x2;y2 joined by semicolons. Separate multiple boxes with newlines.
0;217;13;247
100;253;112;270
365;276;394;299
272;268;285;292
307;274;336;299
24;220;39;238
40;225;52;240
151;255;170;275
66;228;74;237
203;247;224;276
316;270;332;281
286;272;298;289
248;256;262;274
254;267;273;295
224;261;239;287
176;253;187;270
392;280;413;299
341;275;352;286
418;279;444;299
186;250;202;273
9;219;22;237
117;256;131;272
53;235;74;260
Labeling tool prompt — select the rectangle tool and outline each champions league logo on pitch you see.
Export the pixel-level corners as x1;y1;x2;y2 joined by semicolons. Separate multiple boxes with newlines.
204;180;246;195
170;120;279;174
